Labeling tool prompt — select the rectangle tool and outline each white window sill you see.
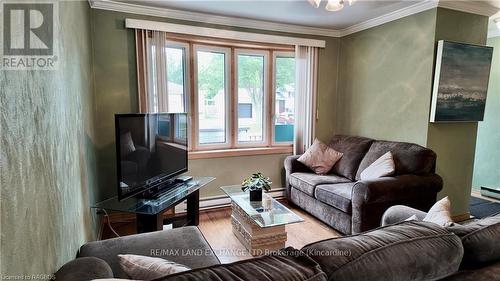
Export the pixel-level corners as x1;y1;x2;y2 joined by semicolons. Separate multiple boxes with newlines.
188;146;293;160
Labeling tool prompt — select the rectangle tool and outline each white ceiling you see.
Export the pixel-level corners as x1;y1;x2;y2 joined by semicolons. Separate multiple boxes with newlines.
125;0;425;30
101;0;500;37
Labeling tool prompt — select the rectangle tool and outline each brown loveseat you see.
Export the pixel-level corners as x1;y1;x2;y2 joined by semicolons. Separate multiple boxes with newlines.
284;135;443;234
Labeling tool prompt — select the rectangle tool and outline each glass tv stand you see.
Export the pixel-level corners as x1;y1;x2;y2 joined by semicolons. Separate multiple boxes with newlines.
92;176;215;233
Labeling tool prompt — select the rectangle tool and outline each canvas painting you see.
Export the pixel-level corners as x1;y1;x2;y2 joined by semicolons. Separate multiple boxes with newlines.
430;41;493;122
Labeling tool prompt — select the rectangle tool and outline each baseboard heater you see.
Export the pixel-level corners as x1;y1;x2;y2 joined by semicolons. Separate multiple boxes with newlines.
480;186;500;200
199;188;286;211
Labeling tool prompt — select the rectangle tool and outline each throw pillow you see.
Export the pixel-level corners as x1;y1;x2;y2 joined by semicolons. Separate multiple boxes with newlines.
120;132;136;158
298;139;343;175
359;151;395;180
423;197;454;227
118;254;190;280
405;215;419;221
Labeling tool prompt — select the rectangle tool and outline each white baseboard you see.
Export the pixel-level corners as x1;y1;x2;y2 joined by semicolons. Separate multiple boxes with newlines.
174;188;285;213
202;188;286;210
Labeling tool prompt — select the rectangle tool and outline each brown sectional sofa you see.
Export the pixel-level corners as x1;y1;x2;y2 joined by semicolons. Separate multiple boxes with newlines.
285;135;443;234
55;215;500;281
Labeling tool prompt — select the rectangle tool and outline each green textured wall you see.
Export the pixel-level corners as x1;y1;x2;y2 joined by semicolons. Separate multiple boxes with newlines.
337;8;489;216
0;1;96;276
472;36;500;190
90;9;340;200
336;9;437;145
427;8;489;215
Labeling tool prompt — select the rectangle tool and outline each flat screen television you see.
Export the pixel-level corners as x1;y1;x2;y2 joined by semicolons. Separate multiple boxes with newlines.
115;113;188;201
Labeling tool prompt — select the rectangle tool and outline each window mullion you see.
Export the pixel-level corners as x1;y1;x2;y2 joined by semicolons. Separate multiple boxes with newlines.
230;47;236;148
267;50;274;147
189;42;196;151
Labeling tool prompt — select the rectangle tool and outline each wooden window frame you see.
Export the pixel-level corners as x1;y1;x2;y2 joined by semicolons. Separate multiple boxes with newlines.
165;40;190;114
234;49;270;148
272;51;296;147
146;35;295;158
192;44;232;151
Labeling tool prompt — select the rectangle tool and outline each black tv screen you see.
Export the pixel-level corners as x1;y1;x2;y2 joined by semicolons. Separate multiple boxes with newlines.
115;113;188;200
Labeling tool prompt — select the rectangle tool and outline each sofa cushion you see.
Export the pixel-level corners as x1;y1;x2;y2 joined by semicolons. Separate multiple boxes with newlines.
355;140;436;180
291;187;352;235
447;212;500;237
459;215;500;268
153;247;327;281
328;135;374;180
302;221;464;281
78;226;219;278
289;173;352;196
439;261;500;281
314;183;355;214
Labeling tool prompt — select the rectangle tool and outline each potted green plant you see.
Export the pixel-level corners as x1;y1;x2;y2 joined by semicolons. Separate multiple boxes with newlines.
241;173;272;201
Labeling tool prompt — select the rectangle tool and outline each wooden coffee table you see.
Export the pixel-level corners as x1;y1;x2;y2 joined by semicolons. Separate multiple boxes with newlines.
221;185;304;255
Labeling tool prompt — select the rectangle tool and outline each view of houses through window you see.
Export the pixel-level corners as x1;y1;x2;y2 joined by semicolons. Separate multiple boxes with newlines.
196;49;228;145
237;53;266;143
153;40;295;151
274;55;295;143
166;46;186;113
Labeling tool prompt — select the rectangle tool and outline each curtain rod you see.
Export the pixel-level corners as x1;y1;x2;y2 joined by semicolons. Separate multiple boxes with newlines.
125;19;326;48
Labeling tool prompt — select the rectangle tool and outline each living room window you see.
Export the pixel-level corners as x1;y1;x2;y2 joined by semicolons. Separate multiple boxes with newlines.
165;43;188;113
194;46;231;148
236;51;268;145
274;53;295;144
137;32;298;157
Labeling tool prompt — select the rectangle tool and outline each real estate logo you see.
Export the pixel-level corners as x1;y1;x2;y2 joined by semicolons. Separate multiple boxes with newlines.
1;1;58;70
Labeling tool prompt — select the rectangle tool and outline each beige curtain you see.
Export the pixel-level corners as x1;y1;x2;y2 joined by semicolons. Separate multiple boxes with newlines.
135;30;169;113
294;46;318;155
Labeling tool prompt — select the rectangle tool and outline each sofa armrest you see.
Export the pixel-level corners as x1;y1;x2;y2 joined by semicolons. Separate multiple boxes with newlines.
352;174;443;205
284;155;311;200
55;257;113;281
350;174;442;234
381;205;428;226
78;226;219;278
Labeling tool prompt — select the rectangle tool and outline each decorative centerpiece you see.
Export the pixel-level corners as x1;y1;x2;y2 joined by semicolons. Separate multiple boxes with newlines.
241;173;272;202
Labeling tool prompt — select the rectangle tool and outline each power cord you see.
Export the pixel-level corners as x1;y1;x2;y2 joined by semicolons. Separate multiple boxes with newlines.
98;208;121;238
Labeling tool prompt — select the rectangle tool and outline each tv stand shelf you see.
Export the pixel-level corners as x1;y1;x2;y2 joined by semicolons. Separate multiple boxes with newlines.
92;176;215;233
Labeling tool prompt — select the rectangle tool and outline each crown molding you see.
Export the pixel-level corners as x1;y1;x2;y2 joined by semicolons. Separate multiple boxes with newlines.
89;0;500;38
438;1;499;17
338;0;439;36
88;0;341;37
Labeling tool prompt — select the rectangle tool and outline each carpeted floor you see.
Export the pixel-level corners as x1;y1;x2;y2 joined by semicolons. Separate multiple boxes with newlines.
470;196;500;218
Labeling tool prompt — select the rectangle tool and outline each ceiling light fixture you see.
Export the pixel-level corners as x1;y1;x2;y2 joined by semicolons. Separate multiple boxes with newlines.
311;0;356;12
308;0;321;9
325;0;344;12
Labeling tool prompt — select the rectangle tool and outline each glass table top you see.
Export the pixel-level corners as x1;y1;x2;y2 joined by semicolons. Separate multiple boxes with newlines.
221;185;304;228
92;177;215;215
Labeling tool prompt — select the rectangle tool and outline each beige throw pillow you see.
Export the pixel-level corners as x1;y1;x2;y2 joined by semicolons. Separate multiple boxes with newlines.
360;151;395;181
423;196;454;227
298;139;343;175
405;215;419;222
118;254;190;280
